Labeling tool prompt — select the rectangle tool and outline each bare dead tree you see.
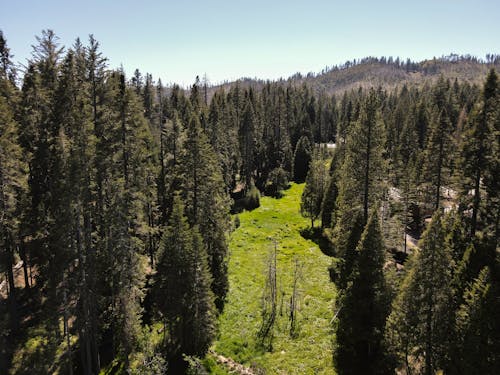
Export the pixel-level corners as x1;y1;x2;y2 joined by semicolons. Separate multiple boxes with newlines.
258;239;278;350
289;257;303;337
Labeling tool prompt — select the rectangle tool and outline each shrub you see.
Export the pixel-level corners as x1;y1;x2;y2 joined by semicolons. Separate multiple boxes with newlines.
245;185;261;210
231;185;261;213
265;168;289;198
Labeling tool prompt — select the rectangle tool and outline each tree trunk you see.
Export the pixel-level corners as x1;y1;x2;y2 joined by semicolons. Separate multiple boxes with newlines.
6;238;19;333
19;243;30;289
435;136;444;211
364;116;372;223
76;210;93;375
425;232;437;375
471;168;481;237
63;285;73;375
6;243;15;298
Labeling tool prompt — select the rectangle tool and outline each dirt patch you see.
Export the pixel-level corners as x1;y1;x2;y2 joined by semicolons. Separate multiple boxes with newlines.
210;350;257;375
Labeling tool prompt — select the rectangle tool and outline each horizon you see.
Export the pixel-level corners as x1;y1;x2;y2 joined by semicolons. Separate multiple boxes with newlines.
1;0;499;87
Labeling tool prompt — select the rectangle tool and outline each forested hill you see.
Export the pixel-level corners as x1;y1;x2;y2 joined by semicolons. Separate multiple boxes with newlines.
210;55;500;96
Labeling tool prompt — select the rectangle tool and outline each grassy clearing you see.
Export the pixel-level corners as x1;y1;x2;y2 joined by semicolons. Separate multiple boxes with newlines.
214;183;336;374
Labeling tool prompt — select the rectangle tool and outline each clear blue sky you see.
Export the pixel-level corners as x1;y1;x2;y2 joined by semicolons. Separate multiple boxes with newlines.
1;0;499;86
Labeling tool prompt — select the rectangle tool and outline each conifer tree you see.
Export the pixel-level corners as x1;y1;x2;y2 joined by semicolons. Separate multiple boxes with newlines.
178;114;230;310
334;211;391;375
208;91;240;193
239;100;256;190
293;135;312;183
385;212;454;375
452;266;500;374
73;35;108;374
385;257;420;373
90;70;154;368
154;195;216;368
0;31;16;83
336;89;385;224
461;69;499;236
321;176;338;230
301;153;328;228
320;146;343;230
0;38;26;333
21;30;71;335
422;79;454;210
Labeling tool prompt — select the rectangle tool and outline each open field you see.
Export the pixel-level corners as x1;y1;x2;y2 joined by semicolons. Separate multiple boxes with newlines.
215;183;337;374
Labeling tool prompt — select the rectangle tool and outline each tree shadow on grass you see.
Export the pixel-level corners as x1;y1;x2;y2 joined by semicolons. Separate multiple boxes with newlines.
1;286;61;375
299;227;335;257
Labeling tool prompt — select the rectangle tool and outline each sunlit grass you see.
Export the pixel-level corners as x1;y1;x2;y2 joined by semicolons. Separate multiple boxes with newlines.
215;183;337;374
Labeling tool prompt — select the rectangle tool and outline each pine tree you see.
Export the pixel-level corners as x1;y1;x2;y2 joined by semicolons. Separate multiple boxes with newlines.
208;91;240;193
385;257;420;373
320;146;343;230
87;69;155;368
452;266;500;374
0;30;16;83
334;211;391;375
109;71;153;365
0;34;27;334
321;176;338;230
334;211;365;289
154;195;216;368
301;153;328;228
21;30;71;335
385;212;454;375
482;93;500;244
336;89;385;224
460;69;498;236
53;46;95;374
293;135;312;183
74;35;108;374
239;100;256;190
178;114;230;310
422;78;454;210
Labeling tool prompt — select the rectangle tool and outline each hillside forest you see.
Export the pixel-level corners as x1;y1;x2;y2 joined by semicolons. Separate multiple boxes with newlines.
0;30;499;374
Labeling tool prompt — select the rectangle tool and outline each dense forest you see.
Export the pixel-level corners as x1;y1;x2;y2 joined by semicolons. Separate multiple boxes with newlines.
0;29;499;374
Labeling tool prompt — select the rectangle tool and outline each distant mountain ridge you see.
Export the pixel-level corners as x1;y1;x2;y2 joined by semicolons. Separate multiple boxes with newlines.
207;54;500;96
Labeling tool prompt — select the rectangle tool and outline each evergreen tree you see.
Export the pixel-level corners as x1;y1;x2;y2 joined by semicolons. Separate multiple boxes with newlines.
301;153;328;228
321;176;338;230
90;70;154;368
385;256;420;373
461;69;499;239
334;211;391;375
0;30;16;83
293;135;312;183
422;78;454;210
385;212;454;375
178;114;230;310
21;30;71;335
239;100;256;190
208;91;240;193
154;195;216;368
336;89;385;224
452;266;500;374
334;211;365;289
321;146;343;230
0;41;26;334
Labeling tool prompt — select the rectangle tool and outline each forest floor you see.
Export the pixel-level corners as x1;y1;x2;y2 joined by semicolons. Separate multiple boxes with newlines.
214;183;337;375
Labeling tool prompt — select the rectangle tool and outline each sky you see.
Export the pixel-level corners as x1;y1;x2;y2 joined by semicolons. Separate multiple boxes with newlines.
1;0;499;87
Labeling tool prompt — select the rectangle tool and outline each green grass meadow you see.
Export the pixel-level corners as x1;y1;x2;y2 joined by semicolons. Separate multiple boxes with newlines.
214;183;337;374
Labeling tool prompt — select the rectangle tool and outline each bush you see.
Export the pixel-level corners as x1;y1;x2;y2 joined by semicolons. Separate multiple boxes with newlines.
231;185;261;213
245;185;260;210
265;168;289;198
